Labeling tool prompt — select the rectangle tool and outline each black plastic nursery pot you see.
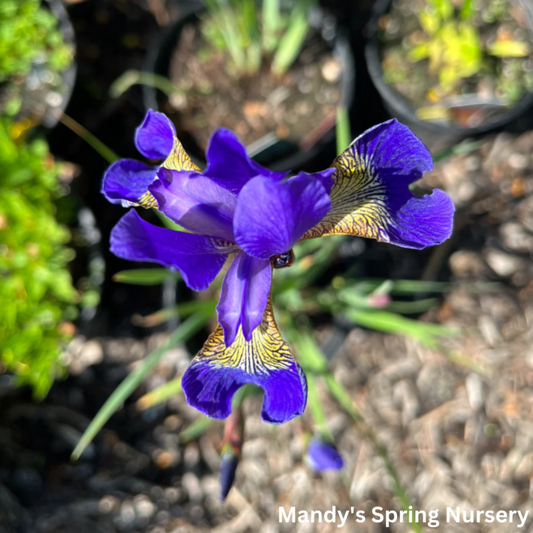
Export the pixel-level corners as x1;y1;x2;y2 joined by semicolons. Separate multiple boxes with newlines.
365;0;533;149
143;1;355;172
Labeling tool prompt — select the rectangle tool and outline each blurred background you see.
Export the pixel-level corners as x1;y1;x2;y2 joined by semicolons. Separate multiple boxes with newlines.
2;0;533;531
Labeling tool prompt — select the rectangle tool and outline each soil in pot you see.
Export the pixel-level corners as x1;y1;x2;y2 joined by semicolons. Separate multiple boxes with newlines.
378;0;533;129
161;14;342;153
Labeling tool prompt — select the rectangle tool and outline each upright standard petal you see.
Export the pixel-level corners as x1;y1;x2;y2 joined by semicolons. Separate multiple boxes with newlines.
135;109;176;160
234;172;332;260
102;159;157;207
181;297;307;424
110;210;234;291
204;129;287;195
216;252;271;346
150;168;237;242
302;119;455;249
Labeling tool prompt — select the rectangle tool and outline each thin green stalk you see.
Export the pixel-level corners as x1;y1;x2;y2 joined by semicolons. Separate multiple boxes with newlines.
71;310;212;460
307;374;333;440
58;112;118;164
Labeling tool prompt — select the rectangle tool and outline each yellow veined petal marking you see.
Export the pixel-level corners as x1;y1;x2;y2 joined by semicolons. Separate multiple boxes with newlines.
301;146;392;242
162;136;201;173
195;296;293;374
127;135;201;209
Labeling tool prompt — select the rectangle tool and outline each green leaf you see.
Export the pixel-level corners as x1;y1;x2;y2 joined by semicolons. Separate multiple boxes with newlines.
113;268;177;285
343;308;457;349
271;0;314;76
307;374;333;439
291;330;328;374
262;0;281;52
154;210;188;232
71;311;212;460
460;0;475;20
203;0;247;71
137;377;183;410
336;106;352;156
109;70;183;99
419;11;440;35
428;0;454;20
487;39;530;58
385;298;439;314
323;374;362;421
408;43;430;62
179;416;215;443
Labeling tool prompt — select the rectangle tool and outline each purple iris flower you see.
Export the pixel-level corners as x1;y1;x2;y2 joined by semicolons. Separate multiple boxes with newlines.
306;438;344;471
102;110;454;426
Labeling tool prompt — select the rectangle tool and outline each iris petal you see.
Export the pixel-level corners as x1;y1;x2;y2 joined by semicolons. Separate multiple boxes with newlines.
135;109;176;160
136;109;200;173
204;128;287;195
102;159;157;207
234;172;332;260
110;210;233;291
302;119;454;249
149;168;237;241
306;439;344;471
217;252;271;346
182;297;307;424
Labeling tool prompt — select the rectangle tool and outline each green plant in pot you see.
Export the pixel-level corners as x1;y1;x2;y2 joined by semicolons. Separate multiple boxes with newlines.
202;0;316;77
133;0;348;164
0;119;78;397
379;0;533;128
0;0;75;126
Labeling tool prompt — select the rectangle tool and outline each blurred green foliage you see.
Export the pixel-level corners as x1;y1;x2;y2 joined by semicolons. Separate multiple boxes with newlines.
0;0;73;81
0;119;78;397
407;0;529;94
201;0;317;76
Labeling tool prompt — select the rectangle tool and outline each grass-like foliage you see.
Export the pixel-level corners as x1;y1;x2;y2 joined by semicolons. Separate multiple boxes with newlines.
202;0;317;76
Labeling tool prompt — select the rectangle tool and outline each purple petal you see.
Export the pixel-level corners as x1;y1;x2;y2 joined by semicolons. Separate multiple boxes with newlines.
387;189;455;249
353;119;434;183
234;172;332;260
149;168;237;242
102;159;157;205
110;210;232;291
303;119;454;249
182;360;307;424
306;439;344;471
135;109;176;160
217;252;271;345
204;128;287;195
315;168;336;194
182;302;307;424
